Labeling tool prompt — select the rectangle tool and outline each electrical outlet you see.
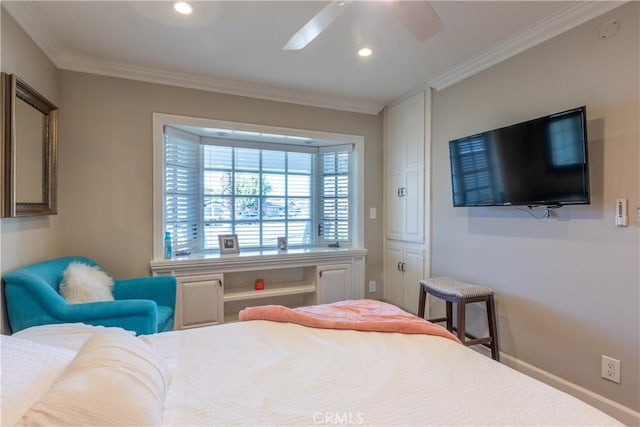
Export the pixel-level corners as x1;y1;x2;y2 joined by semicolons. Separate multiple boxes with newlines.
368;281;376;293
601;355;621;383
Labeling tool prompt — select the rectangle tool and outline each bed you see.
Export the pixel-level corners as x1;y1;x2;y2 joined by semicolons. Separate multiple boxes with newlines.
1;300;622;426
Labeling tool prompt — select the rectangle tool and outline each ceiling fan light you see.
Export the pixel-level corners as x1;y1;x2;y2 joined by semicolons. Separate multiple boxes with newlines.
358;47;373;57
173;1;193;15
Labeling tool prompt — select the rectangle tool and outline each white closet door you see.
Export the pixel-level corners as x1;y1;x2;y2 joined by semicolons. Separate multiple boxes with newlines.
403;169;424;242
386;171;403;240
401;247;424;315
402;92;425;172
384;244;404;307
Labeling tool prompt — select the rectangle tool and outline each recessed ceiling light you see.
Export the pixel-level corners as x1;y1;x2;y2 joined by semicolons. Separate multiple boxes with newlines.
173;1;193;15
358;47;373;57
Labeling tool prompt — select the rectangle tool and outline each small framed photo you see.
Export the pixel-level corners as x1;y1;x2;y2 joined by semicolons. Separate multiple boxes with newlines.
277;236;287;251
218;234;239;254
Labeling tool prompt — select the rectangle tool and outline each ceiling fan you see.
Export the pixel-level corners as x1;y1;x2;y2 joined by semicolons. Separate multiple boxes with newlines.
283;0;443;50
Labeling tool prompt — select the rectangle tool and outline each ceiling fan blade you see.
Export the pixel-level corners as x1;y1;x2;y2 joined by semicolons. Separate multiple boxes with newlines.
283;1;353;50
391;1;443;42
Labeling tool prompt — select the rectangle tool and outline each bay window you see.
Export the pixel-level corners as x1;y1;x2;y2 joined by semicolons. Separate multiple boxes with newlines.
160;120;358;257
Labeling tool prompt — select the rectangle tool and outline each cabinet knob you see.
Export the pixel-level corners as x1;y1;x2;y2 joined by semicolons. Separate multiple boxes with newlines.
401;262;406;272
397;187;407;197
397;262;402;271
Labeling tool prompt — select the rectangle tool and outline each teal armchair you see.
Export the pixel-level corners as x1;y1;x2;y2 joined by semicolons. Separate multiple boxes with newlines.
3;256;176;335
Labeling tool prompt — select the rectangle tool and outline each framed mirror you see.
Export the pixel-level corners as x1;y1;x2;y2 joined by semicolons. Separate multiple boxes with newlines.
1;73;58;217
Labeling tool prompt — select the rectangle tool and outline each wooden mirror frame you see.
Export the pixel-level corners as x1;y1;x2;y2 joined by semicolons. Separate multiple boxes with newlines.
1;73;58;217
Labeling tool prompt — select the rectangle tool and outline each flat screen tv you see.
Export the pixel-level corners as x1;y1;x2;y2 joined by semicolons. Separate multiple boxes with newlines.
449;106;590;207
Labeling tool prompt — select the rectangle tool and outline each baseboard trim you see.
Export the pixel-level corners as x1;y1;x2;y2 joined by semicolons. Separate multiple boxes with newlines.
473;346;639;425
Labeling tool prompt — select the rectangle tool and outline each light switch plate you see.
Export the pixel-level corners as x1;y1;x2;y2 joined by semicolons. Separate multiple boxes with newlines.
368;281;376;293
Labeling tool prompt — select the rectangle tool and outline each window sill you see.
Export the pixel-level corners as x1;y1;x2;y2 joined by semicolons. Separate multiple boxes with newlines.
150;247;368;275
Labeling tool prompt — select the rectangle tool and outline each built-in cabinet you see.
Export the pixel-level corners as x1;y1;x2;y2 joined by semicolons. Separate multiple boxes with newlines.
151;249;366;329
385;92;425;243
384;243;424;315
317;263;352;305
178;274;223;329
383;90;430;315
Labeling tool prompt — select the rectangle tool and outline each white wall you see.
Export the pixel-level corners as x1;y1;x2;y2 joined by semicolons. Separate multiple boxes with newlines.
0;8;62;333
431;2;639;412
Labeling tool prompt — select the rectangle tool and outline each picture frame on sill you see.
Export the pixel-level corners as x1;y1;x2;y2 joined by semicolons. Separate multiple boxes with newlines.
218;234;239;254
277;236;287;251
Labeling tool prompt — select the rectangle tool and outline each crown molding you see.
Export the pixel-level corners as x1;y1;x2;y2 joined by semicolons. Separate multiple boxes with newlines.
55;53;384;114
2;1;383;115
2;0;63;59
5;0;625;112
429;1;627;91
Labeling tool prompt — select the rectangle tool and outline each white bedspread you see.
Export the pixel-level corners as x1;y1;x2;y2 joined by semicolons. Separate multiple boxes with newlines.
141;321;620;426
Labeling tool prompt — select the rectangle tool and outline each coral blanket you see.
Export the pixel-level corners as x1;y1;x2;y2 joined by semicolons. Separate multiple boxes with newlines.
238;299;461;344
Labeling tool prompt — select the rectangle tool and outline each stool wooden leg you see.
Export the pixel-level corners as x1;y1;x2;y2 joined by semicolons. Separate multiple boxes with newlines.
456;299;466;344
486;295;499;361
418;285;426;318
445;301;453;332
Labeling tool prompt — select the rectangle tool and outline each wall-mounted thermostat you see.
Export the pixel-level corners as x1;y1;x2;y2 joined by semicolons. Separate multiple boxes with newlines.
615;198;628;227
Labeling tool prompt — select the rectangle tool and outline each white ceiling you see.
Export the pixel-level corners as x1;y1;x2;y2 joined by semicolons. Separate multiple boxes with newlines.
3;1;624;114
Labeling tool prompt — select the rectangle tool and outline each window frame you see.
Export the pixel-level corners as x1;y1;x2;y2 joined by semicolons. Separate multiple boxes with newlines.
199;141;317;250
152;113;364;260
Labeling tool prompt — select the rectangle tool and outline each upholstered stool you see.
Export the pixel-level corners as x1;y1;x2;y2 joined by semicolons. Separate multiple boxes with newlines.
418;277;499;361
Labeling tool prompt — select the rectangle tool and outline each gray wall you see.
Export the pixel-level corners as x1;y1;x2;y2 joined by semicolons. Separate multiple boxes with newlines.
57;71;384;290
431;2;639;411
0;9;62;333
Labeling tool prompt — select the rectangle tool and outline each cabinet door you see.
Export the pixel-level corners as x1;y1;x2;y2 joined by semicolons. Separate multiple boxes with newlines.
403;169;424;242
403;92;425;172
402;92;425;243
384;91;425;243
386;171;403;240
401;247;424;315
178;274;224;329
317;264;351;304
384;245;404;307
385;102;404;174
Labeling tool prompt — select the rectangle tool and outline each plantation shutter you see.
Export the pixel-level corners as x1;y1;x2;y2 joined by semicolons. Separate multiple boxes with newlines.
162;125;355;254
319;145;352;244
202;144;316;250
164;126;200;255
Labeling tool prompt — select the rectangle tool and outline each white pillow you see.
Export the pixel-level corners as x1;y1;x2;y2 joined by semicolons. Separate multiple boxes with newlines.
14;323;135;352
17;329;169;427
0;335;76;427
59;262;114;303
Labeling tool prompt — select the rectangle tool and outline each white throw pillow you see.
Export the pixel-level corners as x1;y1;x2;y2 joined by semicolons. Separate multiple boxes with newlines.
59;262;114;303
17;329;169;427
